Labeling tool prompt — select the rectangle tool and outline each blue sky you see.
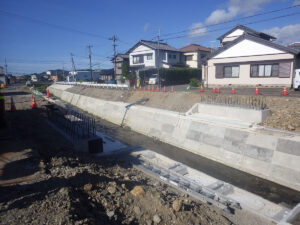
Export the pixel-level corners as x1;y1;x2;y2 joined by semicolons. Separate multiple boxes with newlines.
0;0;299;75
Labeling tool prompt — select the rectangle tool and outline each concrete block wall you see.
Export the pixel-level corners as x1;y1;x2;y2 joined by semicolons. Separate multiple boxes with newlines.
49;84;300;191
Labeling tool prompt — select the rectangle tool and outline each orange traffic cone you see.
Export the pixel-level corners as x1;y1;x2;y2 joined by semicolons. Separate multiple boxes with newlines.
139;86;142;91
171;86;174;93
152;86;155;92
10;97;16;112
133;85;136;91
213;87;216;93
163;86;166;92
144;86;147;91
255;86;259;95
231;87;236;94
200;85;204;92
148;86;150;92
216;88;220;93
156;86;160;92
47;89;50;98
30;96;37;109
282;86;287;96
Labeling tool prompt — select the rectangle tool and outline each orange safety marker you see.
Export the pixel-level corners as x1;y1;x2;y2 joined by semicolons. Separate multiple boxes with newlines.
163;86;166;92
231;87;236;94
156;86;160;92
30;96;37;109
10;97;16;112
152;86;155;92
282;86;287;96
255;86;259;95
144;86;147;91
148;86;150;92
171;86;174;93
213;87;216;93
200;85;204;92
139;86;142;91
47;89;50;98
216;88;220;93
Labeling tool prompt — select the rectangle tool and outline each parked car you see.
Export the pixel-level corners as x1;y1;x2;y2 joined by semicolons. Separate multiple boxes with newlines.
148;74;158;85
293;69;300;90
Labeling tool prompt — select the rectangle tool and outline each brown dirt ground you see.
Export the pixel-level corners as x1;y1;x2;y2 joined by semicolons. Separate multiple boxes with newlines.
67;86;300;132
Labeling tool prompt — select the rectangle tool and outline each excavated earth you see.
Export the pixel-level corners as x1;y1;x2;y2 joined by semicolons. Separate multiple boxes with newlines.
66;86;300;132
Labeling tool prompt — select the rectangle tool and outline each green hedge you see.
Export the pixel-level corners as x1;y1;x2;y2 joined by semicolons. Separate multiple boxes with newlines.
139;68;202;85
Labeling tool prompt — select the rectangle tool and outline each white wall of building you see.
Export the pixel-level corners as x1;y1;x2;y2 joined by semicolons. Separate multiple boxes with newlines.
129;45;156;67
214;39;284;59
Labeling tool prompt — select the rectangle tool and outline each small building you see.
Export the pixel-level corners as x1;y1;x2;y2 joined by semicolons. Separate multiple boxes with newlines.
67;70;102;82
179;44;211;68
0;66;3;74
112;54;129;78
0;74;7;85
202;25;300;87
128;40;181;75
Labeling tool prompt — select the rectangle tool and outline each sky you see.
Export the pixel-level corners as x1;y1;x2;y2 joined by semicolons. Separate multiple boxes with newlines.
0;0;300;75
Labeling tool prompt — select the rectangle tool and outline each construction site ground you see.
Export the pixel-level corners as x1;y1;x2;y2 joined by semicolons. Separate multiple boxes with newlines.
0;85;299;225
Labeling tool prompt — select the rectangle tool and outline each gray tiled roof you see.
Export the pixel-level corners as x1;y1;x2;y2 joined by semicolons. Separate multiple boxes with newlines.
140;40;179;51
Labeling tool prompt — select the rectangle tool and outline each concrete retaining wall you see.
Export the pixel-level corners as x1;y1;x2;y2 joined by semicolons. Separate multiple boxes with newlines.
49;84;300;191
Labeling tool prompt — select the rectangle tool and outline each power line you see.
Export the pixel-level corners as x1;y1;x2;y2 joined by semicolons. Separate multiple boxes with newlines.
161;4;300;38
0;9;110;40
164;12;300;41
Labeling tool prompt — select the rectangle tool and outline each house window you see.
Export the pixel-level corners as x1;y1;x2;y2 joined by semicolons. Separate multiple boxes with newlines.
250;64;279;77
133;55;144;64
173;54;176;59
185;55;193;61
146;54;153;60
224;66;239;78
168;54;172;59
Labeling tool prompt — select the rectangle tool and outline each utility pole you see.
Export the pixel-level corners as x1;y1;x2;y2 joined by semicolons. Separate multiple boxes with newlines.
70;53;76;82
62;63;65;80
157;29;161;88
109;35;118;80
87;44;93;81
4;58;8;75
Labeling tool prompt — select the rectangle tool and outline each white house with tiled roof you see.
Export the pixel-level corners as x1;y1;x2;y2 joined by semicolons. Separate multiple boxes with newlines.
202;25;300;87
128;40;181;73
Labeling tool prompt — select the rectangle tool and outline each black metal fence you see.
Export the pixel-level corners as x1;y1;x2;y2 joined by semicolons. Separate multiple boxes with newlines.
46;105;95;139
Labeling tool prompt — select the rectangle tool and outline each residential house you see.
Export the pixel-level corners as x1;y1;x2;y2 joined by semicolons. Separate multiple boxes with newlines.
128;40;181;75
112;54;129;78
202;25;300;87
179;44;211;68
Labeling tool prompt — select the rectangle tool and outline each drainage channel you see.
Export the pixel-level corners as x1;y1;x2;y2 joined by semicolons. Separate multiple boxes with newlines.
50;98;300;208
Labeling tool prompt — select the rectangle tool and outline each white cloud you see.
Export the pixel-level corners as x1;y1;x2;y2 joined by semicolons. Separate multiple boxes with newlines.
189;0;274;36
293;0;300;6
263;24;300;45
188;22;208;37
205;0;273;25
144;23;150;32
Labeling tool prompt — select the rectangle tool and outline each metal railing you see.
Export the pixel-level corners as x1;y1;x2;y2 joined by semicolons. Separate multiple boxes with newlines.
55;81;129;90
46;105;96;139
